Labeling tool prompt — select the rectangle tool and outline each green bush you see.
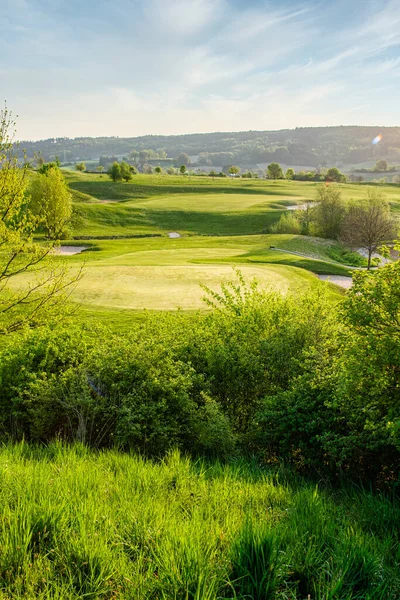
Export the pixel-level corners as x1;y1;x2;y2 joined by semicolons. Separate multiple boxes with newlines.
269;212;302;234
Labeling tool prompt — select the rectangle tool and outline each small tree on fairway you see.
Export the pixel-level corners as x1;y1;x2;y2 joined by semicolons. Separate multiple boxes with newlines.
96;165;104;174
75;162;86;172
30;165;72;239
341;190;398;269
285;168;295;180
120;161;132;182
229;165;240;175
267;163;283;181
154;166;162;174
180;165;187;175
108;162;122;182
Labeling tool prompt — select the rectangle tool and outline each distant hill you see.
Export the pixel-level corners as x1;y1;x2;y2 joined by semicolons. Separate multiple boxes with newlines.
20;126;400;169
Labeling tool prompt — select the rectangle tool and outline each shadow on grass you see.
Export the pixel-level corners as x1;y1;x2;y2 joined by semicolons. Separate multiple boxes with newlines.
74;205;285;237
70;180;304;201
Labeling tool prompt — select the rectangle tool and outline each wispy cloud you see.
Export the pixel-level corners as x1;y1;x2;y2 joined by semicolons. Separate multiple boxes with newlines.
2;0;400;139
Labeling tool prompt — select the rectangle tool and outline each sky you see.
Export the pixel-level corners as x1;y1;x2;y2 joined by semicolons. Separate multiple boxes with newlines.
1;0;400;140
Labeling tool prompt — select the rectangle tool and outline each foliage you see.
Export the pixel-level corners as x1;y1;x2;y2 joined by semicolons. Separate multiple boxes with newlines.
332;258;400;473
341;189;398;268
120;161;133;182
313;185;346;239
267;162;284;180
30;165;72;239
326;245;367;266
0;322;235;459
325;167;347;183
285;168;295;180
1;261;400;484
374;159;388;172
257;256;400;483
75;162;86;172
20;126;400;169
270;212;302;234
229;165;240;175
175;152;190;166
0;106;78;335
108;161;122;182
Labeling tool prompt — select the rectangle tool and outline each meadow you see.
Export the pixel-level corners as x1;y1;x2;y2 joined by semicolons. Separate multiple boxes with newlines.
0;443;398;600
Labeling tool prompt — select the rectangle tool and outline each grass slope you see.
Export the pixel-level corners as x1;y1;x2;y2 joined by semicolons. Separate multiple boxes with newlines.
0;444;397;599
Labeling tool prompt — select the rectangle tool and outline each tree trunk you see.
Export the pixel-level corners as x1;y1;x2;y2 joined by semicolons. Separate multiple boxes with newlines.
367;249;372;270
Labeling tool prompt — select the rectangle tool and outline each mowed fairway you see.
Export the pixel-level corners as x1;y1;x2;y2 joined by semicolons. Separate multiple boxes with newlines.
73;263;318;310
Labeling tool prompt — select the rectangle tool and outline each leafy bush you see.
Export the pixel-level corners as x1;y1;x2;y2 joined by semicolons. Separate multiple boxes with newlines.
269;212;302;234
327;245;367;266
1;264;399;485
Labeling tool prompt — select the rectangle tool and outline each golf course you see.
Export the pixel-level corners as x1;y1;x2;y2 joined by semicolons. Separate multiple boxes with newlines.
40;170;400;323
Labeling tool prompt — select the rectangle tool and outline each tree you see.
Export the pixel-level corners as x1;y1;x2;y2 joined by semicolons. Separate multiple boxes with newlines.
180;165;187;175
0;106;80;335
128;149;139;163
228;166;240;175
139;150;151;163
267;163;283;181
341;190;398;269
154;166;162;174
75;162;86;172
285;168;295;180
374;159;388;172
30;166;72;240
120;161;132;182
312;185;346;239
108;162;122;182
333;254;400;470
96;165;104;174
325;167;346;183
175;153;190;167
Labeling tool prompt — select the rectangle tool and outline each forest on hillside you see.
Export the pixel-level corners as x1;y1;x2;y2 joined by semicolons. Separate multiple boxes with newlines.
21;126;400;168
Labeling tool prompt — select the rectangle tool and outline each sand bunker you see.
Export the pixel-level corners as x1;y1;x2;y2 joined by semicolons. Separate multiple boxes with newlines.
54;246;88;256
318;275;353;289
287;202;318;210
168;232;181;238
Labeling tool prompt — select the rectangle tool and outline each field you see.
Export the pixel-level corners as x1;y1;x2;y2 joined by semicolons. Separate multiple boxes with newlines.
0;443;398;599
45;172;400;319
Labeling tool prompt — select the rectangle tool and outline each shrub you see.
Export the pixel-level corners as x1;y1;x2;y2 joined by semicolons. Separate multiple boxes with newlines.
269;212;302;234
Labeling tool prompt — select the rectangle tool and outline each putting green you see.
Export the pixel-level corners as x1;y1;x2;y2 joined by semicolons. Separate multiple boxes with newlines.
92;247;251;266
73;264;319;310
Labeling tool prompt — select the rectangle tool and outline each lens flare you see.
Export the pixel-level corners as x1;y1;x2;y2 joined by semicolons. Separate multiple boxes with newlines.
372;134;383;145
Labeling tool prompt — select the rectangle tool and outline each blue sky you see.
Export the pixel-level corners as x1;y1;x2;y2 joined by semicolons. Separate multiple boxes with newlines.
1;0;399;140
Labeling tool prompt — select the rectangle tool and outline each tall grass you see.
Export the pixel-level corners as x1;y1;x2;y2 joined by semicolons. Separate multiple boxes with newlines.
0;443;397;598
